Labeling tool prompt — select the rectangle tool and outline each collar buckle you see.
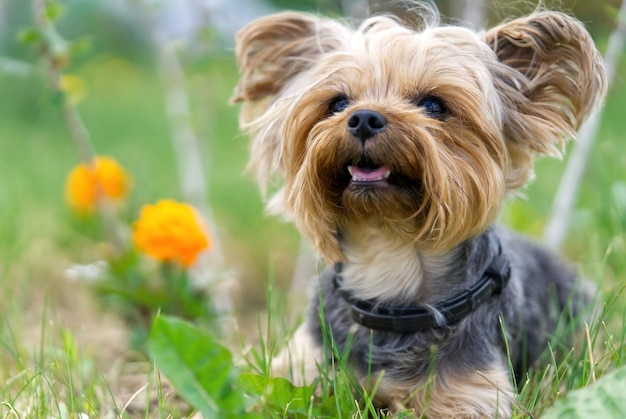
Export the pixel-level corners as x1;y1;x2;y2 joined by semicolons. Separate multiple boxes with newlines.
485;255;511;294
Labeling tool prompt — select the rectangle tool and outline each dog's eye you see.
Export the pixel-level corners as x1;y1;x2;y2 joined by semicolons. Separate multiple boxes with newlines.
328;96;350;115
417;96;448;117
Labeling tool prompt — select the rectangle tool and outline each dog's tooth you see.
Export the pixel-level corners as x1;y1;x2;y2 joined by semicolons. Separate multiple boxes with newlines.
348;166;354;176
383;170;391;179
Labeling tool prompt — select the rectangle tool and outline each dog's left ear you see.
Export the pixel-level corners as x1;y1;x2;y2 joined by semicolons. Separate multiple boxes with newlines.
484;12;607;188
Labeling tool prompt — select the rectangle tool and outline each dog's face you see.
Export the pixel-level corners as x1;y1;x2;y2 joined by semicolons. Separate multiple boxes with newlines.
233;10;606;263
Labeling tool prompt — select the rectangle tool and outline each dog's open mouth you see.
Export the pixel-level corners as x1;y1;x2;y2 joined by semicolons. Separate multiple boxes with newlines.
347;165;391;186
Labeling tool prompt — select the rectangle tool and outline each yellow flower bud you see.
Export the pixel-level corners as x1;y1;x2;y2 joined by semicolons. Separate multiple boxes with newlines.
65;156;131;213
133;200;211;268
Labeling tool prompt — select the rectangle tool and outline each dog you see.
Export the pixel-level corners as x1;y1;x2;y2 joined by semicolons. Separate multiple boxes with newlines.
232;4;606;417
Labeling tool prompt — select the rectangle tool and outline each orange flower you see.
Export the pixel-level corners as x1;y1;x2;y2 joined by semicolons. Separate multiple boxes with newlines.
65;156;131;213
133;200;211;267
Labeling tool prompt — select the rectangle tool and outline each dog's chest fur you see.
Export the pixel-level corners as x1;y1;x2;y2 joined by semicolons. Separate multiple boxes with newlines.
339;224;427;303
308;227;578;386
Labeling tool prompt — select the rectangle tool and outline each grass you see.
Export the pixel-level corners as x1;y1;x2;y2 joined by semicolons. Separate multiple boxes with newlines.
1;15;625;419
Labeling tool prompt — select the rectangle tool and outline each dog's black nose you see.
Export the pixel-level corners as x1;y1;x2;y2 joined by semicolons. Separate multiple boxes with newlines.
347;110;386;142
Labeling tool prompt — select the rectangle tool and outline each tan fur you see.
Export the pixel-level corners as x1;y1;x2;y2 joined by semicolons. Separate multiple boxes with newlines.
373;365;514;418
483;12;607;188
233;7;606;417
341;223;426;303
340;222;456;303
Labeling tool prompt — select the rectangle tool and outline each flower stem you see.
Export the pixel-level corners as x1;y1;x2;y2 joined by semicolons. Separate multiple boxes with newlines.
32;0;127;254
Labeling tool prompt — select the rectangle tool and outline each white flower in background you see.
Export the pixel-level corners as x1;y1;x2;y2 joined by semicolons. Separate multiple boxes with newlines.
65;260;109;283
58;402;90;419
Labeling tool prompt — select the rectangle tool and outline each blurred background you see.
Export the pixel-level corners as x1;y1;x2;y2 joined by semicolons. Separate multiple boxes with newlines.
0;0;624;362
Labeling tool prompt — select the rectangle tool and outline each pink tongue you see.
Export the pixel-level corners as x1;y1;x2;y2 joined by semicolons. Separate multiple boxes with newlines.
351;166;388;180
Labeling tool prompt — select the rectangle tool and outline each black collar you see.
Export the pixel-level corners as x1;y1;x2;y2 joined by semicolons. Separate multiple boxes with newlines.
333;248;511;333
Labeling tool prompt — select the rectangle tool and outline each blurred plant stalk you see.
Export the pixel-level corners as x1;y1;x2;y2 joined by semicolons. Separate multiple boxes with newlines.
145;3;235;335
32;0;127;253
544;0;626;249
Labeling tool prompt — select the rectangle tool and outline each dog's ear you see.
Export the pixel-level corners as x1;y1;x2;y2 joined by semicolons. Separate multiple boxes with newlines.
484;12;606;188
232;12;346;117
232;12;347;199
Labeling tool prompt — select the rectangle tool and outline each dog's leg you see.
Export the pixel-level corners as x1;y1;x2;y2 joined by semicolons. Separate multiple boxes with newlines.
373;363;514;418
426;366;514;419
271;324;323;386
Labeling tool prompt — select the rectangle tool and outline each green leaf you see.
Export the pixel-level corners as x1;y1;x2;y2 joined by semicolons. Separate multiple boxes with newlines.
239;373;338;417
18;28;42;45
148;316;249;418
239;373;313;413
69;36;92;58
45;2;64;21
542;366;626;418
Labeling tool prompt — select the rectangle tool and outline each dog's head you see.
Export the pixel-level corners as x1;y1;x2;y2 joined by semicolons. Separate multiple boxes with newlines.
233;8;606;263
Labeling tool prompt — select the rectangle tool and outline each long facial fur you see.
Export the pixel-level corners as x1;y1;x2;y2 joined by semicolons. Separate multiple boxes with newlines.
234;6;606;417
233;8;606;266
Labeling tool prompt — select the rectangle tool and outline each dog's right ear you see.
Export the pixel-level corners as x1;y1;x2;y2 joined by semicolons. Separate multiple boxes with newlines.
232;12;347;201
232;12;346;116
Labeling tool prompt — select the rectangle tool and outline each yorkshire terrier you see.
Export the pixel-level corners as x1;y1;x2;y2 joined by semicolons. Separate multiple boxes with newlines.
232;4;606;417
